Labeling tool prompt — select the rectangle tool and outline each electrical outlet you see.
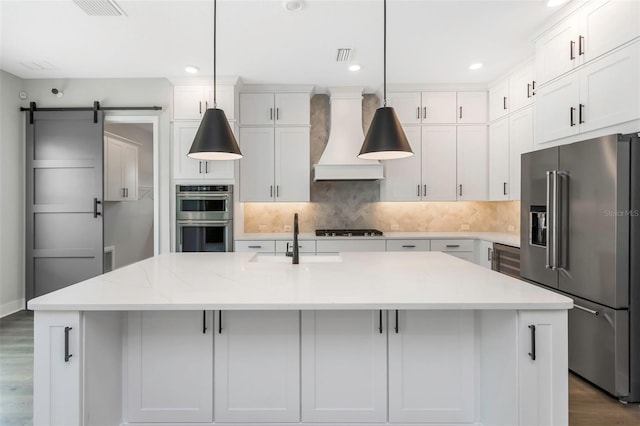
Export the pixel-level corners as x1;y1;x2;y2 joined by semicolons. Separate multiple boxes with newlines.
283;225;292;232
258;224;267;231
461;224;470;230
508;225;515;232
391;224;400;231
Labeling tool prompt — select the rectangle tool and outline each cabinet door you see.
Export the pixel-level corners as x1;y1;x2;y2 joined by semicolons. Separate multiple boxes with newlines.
381;126;422;201
386;239;431;251
489;118;510;200
387;92;421;124
173;122;205;179
240;93;275;125
239;127;275;202
510;61;535;111
457;91;488;123
534;73;580;146
214;310;300;423
275;127;310;202
205;85;235;120
388;310;475;423
422;91;457;124
579;41;640;133
122;143;138;201
457;126;488;201
489;80;510;121
33;311;82;426
104;137;124;201
301;310;387;423
509;107;534;200
536;17;579;84
421;126;457;201
518;310;568;426
173;86;205;120
476;240;494;268
580;0;640;62
125;311;213;423
275;93;310;125
315;239;386;254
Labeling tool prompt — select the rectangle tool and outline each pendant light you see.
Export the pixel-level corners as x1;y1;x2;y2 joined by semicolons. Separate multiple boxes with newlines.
358;0;413;160
188;0;242;161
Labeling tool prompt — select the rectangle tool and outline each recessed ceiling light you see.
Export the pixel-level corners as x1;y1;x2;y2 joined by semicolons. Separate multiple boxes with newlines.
349;64;361;72
469;63;483;70
283;0;304;12
185;66;199;74
546;0;569;7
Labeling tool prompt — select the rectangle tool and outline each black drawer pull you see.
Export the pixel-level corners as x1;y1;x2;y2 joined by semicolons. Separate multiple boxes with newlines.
248;245;262;249
402;245;416;248
528;324;536;361
64;326;72;362
446;244;460;248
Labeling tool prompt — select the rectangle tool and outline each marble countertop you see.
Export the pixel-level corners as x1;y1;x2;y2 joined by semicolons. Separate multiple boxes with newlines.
235;231;521;247
28;251;571;311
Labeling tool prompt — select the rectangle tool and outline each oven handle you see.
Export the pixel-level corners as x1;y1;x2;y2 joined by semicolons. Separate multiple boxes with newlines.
176;220;232;225
176;194;231;200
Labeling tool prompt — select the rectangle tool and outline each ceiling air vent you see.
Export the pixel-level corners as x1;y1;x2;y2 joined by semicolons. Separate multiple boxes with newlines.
20;61;56;71
336;48;352;63
73;0;126;16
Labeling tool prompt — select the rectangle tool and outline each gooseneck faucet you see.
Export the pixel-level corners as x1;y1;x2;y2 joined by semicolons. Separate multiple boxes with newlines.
286;213;300;264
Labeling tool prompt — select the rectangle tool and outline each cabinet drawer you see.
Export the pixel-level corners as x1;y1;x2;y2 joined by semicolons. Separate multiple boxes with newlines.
431;239;474;252
386;240;431;252
234;240;276;253
316;239;386;253
275;240;316;254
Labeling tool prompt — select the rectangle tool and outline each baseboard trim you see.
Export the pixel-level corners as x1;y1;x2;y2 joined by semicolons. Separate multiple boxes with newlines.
1;298;26;318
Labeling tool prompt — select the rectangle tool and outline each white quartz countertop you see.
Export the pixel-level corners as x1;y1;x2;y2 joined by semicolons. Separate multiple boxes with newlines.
235;231;521;247
28;252;571;311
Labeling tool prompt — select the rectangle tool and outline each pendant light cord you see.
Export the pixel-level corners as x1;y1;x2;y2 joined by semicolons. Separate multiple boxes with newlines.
383;0;387;107
213;0;217;108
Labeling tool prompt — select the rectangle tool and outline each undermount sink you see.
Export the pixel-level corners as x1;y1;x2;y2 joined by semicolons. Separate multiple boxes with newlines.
250;254;342;264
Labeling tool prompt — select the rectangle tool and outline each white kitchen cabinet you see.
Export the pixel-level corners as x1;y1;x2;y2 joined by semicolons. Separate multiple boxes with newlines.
172;121;235;180
104;136;138;201
301;310;387;423
518;310;568;426
536;16;580;85
388;310;475;423
536;41;639;146
387;91;457;124
316;239;386;254
386;239;431;252
457;91;488;124
239;126;310;202
509;106;534;200
214;310;300;423
489;118;510;201
125;311;213;423
240;92;310;126
476;240;494;268
509;61;536;112
234;240;276;254
431;239;475;263
423;126;458;201
381;126;422;201
489;80;510;122
173;85;235;121
33;311;82;426
457;126;488;200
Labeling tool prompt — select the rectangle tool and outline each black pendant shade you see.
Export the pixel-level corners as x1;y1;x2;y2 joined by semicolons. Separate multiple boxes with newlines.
358;107;413;160
188;108;242;161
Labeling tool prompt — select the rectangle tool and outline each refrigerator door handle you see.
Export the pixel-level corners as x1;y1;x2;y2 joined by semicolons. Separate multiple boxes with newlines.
574;304;599;316
546;171;553;269
552;170;560;270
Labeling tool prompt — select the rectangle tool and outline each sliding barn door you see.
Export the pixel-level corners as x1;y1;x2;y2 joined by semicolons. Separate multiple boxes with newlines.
26;111;104;301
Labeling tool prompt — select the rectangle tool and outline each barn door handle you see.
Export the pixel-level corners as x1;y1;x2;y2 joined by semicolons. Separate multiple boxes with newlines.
93;198;101;218
64;326;73;362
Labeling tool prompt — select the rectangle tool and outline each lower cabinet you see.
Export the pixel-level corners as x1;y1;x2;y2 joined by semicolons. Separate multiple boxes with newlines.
388;310;476;423
125;311;213;423
301;310;387;422
214;310;300;423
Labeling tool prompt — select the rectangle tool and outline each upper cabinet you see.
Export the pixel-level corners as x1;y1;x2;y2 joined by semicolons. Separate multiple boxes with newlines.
173;85;235;121
387;91;486;125
536;0;640;85
240;93;310;126
172;122;235;181
490;61;536;122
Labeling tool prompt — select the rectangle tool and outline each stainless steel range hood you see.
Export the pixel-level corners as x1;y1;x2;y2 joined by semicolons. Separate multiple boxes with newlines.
313;87;384;181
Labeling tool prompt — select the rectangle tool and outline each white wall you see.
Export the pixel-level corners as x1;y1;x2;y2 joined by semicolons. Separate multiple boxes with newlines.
0;70;25;316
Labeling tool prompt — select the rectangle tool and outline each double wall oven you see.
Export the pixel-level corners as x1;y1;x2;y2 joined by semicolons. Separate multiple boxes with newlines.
176;185;233;252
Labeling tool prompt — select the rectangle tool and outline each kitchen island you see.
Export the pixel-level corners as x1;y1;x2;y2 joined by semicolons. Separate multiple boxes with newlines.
28;251;572;426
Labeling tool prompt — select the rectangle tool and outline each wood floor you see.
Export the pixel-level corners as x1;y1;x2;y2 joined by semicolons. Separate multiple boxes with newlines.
1;310;639;426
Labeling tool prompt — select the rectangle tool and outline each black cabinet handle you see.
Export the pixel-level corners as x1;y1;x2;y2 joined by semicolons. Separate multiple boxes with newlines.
528;324;536;361
218;311;223;334
203;311;207;334
578;35;585;55
570;40;576;60
503;96;507;110
423;107;427;119
503;182;507;195
402;245;416;248
378;310;383;334
64;326;72;362
579;103;585;124
394;310;399;334
459;184;463;197
459;106;463;119
248;245;262;249
270;108;273;120
93;198;101;218
570;107;576;126
527;83;532;98
446;244;460;248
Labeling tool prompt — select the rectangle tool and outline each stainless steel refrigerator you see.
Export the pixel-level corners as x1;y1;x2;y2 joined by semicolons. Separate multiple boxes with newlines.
521;133;640;402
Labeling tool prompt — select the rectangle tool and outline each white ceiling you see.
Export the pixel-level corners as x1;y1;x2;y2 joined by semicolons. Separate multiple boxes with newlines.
0;0;567;91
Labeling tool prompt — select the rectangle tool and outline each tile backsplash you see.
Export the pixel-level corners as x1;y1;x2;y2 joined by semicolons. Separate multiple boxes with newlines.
243;94;521;235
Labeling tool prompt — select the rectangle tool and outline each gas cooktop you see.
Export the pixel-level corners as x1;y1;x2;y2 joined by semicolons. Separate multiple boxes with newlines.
315;229;384;237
